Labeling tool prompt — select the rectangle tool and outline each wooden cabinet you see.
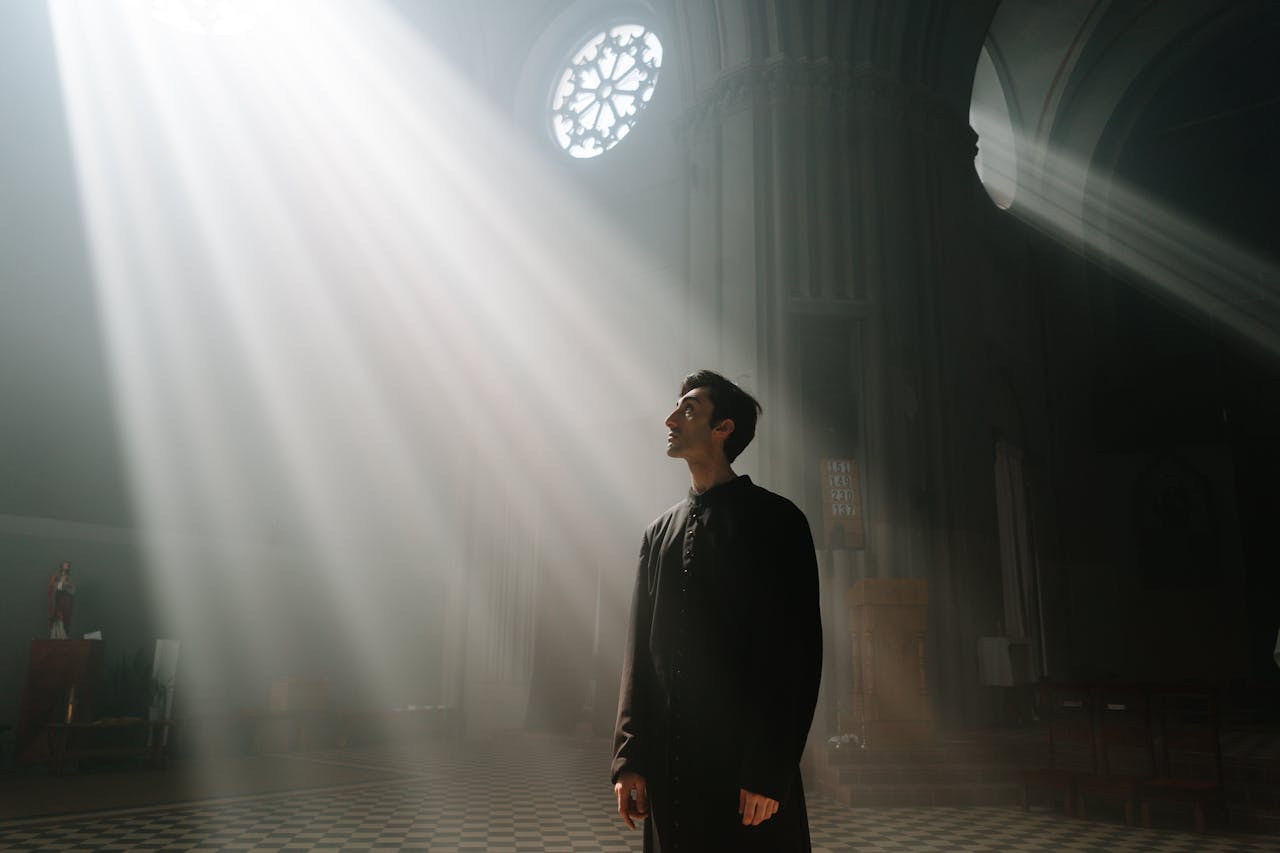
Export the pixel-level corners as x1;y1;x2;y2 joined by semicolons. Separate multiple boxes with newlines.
847;579;933;747
15;639;105;764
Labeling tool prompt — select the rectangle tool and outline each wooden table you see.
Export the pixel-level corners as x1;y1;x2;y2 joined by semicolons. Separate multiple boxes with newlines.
43;719;171;774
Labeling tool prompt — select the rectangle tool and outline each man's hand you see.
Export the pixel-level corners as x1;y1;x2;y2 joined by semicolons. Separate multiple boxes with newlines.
614;771;649;830
739;788;780;826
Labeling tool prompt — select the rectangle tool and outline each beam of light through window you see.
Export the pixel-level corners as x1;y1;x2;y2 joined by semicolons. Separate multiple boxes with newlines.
971;106;1280;356
48;0;684;737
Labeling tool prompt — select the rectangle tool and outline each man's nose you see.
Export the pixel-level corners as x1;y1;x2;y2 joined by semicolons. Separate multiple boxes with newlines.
664;410;678;428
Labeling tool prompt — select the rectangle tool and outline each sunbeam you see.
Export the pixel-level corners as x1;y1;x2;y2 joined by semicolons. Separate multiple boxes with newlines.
972;105;1280;356
48;0;686;747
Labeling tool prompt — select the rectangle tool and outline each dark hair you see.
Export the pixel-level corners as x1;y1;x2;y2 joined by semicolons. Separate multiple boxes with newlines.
679;370;762;463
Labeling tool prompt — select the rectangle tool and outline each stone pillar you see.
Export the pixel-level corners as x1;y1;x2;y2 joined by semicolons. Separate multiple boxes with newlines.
668;0;999;731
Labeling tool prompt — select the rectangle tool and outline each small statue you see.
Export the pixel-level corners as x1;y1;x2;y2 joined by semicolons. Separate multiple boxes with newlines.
47;561;76;639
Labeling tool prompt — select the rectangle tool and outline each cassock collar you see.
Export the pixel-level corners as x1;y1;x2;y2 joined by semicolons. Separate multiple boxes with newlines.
688;474;752;509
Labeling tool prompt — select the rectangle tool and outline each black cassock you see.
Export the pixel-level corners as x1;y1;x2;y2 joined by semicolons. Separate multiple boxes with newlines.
612;475;823;853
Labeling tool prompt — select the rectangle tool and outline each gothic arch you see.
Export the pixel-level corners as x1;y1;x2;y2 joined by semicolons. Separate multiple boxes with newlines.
986;0;1255;221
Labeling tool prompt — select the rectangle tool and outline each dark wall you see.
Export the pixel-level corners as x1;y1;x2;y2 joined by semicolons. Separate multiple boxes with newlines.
0;532;157;731
0;2;134;528
1022;6;1280;684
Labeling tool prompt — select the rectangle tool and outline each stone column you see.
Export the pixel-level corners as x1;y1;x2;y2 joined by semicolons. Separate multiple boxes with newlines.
667;0;999;730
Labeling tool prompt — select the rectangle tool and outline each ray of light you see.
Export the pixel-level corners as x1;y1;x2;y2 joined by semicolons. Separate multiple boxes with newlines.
48;0;692;749
971;106;1280;355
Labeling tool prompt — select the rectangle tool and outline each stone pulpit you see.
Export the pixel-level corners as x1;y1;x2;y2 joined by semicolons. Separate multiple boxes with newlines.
847;579;933;747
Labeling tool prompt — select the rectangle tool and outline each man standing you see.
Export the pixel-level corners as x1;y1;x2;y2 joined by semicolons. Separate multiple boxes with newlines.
612;371;823;852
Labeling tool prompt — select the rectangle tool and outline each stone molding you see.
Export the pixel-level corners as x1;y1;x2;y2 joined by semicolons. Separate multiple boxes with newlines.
0;512;314;559
0;512;136;546
677;57;972;145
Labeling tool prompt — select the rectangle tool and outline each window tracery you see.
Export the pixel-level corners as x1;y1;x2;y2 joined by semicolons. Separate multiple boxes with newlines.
550;24;663;159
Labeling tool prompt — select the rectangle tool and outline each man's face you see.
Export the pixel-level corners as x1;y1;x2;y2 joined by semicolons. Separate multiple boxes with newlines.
665;388;722;462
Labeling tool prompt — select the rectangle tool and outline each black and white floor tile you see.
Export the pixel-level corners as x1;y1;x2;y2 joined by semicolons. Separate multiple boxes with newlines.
0;739;1273;851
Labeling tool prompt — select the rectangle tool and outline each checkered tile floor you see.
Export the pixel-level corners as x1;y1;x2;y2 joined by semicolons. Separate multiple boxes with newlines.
0;738;1273;851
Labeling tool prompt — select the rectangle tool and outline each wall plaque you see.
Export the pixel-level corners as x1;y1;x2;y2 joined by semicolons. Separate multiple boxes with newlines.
821;457;865;549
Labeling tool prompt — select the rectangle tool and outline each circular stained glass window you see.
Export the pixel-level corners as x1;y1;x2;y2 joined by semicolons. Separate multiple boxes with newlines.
550;24;664;159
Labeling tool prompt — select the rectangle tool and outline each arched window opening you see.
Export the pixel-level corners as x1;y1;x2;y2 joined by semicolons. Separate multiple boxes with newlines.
971;45;1018;209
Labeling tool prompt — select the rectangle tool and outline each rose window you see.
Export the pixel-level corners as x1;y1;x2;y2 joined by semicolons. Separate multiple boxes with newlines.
550;24;663;159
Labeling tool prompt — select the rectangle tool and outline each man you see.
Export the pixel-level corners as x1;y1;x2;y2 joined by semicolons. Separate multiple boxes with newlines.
612;371;823;852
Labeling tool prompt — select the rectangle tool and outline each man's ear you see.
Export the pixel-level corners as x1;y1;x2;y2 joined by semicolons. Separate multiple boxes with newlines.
712;418;736;443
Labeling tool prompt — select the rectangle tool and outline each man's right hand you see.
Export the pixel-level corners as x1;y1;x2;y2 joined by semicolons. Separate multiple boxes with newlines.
614;771;648;830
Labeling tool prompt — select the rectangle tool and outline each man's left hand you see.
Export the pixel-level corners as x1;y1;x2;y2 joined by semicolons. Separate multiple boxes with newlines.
738;788;779;826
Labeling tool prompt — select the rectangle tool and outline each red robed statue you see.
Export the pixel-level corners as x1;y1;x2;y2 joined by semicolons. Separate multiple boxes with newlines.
47;561;76;639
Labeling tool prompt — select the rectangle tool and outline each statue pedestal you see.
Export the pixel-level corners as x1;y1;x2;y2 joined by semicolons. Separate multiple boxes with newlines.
15;639;105;764
847;579;933;748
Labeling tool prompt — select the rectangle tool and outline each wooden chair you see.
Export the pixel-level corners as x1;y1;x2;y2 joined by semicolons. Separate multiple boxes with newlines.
1075;686;1153;824
1139;687;1225;833
1019;683;1097;816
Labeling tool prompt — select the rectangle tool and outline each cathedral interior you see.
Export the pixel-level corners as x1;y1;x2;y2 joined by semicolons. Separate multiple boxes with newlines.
1;0;1278;849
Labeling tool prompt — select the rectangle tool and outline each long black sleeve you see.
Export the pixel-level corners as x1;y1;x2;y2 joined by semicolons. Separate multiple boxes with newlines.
611;534;652;783
737;501;823;802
